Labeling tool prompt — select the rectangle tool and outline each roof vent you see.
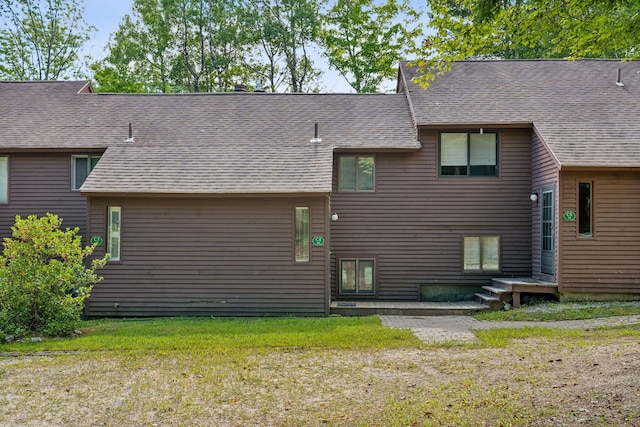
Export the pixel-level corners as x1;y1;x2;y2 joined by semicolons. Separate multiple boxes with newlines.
234;84;247;92
310;123;322;143
616;68;625;87
125;123;135;142
254;79;265;92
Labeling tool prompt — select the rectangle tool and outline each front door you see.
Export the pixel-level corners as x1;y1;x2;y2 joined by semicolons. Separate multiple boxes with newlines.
540;184;555;275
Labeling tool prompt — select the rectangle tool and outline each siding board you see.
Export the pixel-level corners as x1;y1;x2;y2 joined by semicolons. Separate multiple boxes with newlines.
330;128;533;301
86;196;328;317
0;153;91;239
531;132;560;281
560;171;640;294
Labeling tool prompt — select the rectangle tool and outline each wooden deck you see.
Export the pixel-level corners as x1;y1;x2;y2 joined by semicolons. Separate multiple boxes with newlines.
490;277;559;308
330;300;487;316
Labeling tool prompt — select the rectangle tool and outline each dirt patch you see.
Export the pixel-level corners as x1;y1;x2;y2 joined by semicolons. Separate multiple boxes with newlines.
1;337;639;426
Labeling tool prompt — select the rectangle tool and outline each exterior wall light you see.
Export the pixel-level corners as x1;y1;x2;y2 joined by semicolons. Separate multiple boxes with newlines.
530;192;538;202
330;212;339;221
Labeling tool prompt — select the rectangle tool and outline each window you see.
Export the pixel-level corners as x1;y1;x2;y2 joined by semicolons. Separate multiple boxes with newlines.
294;207;309;262
0;156;7;203
108;207;121;262
72;155;100;190
463;236;500;272
440;132;498;177
340;259;375;294
578;182;593;237
339;156;375;191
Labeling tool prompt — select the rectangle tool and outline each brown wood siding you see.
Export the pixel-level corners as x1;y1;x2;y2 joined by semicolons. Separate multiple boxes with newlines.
0;153;89;239
560;171;640;294
86;197;328;317
330;128;533;300
531;132;560;281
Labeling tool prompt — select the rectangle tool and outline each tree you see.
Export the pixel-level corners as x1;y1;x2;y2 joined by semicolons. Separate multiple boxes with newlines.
250;0;323;93
417;0;640;85
0;0;95;80
93;0;252;93
0;214;108;340
321;0;422;93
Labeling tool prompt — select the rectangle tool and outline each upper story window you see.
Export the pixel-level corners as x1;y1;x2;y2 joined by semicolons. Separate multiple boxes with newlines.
0;156;8;203
339;155;375;191
72;155;101;190
440;132;498;177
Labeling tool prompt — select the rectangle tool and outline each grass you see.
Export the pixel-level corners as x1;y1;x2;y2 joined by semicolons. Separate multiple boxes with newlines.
0;315;422;353
474;300;640;321
2;315;640;425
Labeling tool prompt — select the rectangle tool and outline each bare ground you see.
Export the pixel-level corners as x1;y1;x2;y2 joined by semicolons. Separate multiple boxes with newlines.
1;333;639;427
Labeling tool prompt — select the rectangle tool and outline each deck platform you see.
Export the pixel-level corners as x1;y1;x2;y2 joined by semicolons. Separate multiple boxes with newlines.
330;300;487;316
491;277;559;308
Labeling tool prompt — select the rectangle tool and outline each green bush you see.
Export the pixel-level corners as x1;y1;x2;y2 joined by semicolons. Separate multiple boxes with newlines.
0;213;108;340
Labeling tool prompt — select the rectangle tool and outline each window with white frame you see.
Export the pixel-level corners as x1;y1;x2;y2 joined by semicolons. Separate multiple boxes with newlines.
440;132;498;177
72;155;101;190
0;156;7;203
108;207;121;262
463;236;500;272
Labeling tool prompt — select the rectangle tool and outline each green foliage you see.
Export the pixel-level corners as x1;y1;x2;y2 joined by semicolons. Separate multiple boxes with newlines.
321;0;422;93
0;0;95;80
93;0;257;93
0;213;108;341
417;0;640;86
93;0;423;93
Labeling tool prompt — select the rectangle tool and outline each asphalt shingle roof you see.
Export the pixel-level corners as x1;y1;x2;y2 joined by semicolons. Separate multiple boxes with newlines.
1;84;419;194
400;59;640;167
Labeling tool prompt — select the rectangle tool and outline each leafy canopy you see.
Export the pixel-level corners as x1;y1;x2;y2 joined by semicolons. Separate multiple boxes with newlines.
417;0;640;85
0;0;95;80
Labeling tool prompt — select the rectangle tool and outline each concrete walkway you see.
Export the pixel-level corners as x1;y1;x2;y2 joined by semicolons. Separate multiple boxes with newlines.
380;314;640;343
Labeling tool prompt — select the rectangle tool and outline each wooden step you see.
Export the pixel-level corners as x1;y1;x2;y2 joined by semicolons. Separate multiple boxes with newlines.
482;285;511;295
482;285;513;303
474;293;505;310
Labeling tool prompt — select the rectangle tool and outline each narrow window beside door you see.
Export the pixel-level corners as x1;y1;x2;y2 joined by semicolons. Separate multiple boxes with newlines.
108;207;121;262
578;182;593;237
294;207;309;262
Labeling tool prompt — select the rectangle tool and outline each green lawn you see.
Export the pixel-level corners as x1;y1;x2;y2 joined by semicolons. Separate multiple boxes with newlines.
0;315;422;353
474;300;640;321
2;315;639;426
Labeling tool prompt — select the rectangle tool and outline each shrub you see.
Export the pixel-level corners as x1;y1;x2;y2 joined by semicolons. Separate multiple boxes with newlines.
0;213;108;340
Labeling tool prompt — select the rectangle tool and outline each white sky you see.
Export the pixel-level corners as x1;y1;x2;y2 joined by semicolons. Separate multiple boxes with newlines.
81;0;427;92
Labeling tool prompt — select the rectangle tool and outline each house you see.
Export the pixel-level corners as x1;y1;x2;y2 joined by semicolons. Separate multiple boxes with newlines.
1;59;639;316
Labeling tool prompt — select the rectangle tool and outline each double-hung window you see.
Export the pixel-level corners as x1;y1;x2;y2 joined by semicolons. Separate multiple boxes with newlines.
463;236;500;272
72;155;101;190
108;207;121;262
440;132;498;177
339;156;375;191
0;156;8;203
